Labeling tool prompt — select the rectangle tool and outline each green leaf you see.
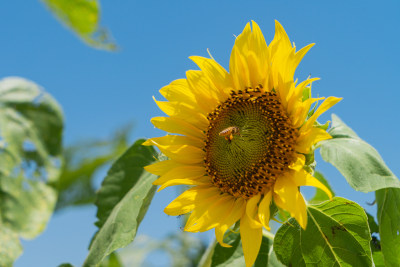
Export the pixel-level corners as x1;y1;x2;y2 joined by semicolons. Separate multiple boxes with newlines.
41;0;117;50
376;188;400;266
83;139;157;266
274;197;373;266
309;171;335;204
211;232;244;267
372;251;385;267
0;77;63;264
319;114;400;192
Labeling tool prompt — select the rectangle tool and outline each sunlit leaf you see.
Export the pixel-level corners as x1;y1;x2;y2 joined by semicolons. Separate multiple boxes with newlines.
83;139;157;266
274;197;373;266
0;77;63;264
41;0;117;50
376;188;400;266
319;114;400;192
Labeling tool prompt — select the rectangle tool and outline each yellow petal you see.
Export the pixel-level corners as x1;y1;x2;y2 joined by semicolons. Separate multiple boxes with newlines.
186;70;220;113
274;173;307;229
245;194;263;228
215;198;246;247
258;189;272;230
301;96;342;132
151;116;205;140
159;79;197;107
293;170;333;199
144;135;204;149
289;154;305;171
287;77;319;115
150;143;204;165
184;194;222;232
153;165;205;185
296;127;332;154
291;97;324;128
230;45;251;90
144;160;183;176
157;176;209;192
185;195;235;232
240;213;263;267
189;56;232;98
164;185;217;216
154;98;209;130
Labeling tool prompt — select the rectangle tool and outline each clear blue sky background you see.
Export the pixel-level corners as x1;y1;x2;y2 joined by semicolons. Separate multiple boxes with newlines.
1;0;399;266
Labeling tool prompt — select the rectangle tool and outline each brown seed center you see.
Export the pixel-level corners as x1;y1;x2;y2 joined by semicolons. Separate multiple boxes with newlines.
204;87;299;199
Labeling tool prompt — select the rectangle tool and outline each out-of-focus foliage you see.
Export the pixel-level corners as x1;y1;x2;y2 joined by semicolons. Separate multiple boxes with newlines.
117;233;207;267
52;125;130;211
41;0;117;50
0;77;63;265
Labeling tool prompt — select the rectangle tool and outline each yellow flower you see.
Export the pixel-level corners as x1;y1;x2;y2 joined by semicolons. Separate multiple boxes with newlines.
144;21;341;267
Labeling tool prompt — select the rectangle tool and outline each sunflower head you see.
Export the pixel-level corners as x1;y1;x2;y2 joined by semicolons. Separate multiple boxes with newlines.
144;21;341;267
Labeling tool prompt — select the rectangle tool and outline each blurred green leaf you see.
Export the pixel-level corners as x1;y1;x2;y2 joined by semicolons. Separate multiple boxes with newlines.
376;188;400;266
274;197;373;266
41;0;117;50
54;125;130;210
0;227;23;267
0;77;63;264
319;114;400;192
83;139;157;266
267;248;284;267
309;171;335;204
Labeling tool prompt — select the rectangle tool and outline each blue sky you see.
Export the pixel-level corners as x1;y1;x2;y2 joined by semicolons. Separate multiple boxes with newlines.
1;0;399;266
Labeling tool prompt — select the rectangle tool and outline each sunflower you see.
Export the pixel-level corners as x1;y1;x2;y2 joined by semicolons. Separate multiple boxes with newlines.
144;21;341;267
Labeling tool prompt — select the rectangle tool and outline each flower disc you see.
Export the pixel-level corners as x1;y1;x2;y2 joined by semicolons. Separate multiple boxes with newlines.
205;88;298;199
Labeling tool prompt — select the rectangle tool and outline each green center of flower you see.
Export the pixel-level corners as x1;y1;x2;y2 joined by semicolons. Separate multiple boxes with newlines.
204;87;299;199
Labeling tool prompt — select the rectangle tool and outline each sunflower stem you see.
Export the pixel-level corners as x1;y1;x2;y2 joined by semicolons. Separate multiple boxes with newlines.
262;229;275;240
197;237;217;267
